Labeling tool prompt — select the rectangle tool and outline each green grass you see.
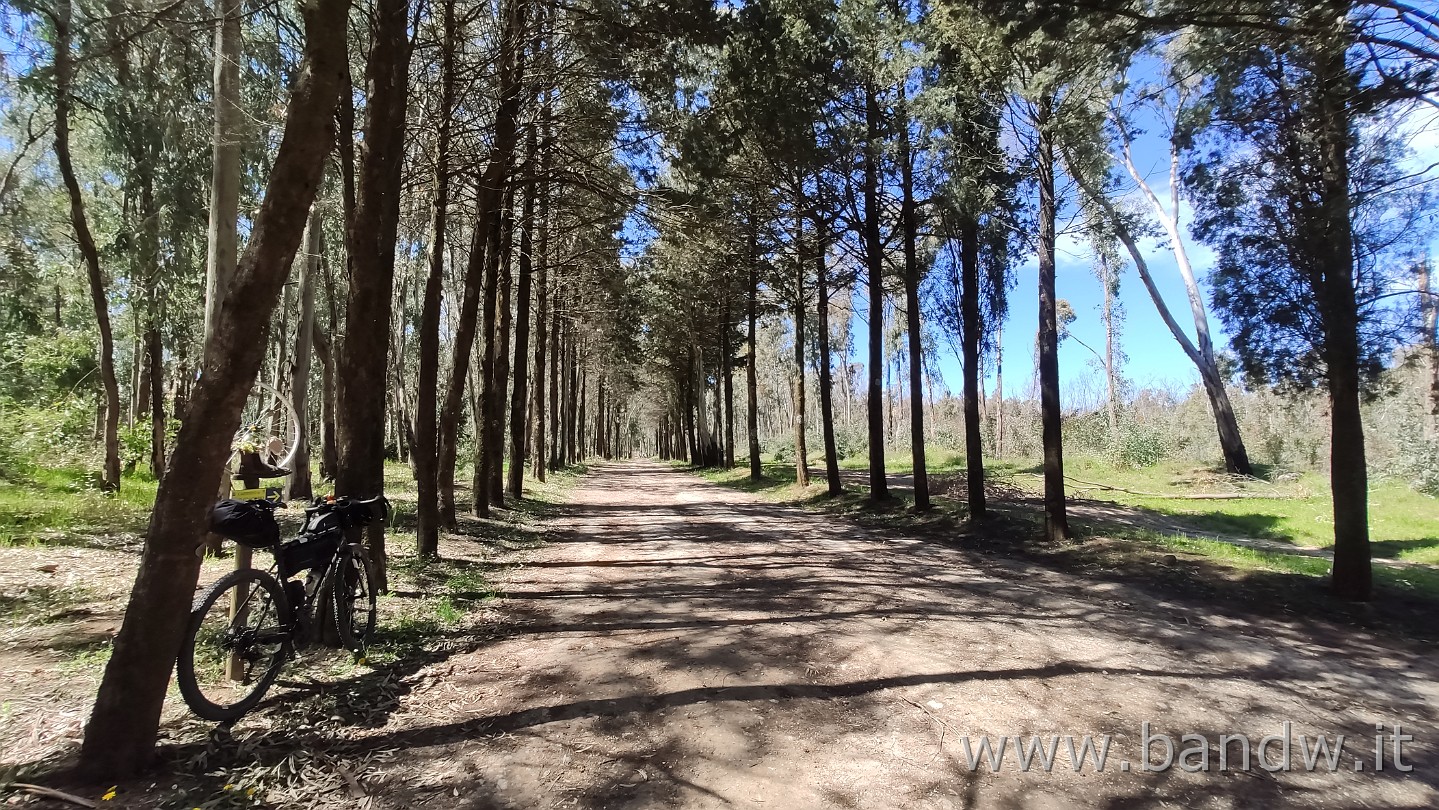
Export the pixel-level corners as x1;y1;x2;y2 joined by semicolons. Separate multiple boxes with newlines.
1057;456;1439;564
0;465;156;544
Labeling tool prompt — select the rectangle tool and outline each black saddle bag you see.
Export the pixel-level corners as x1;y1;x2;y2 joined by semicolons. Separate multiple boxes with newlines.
210;499;281;549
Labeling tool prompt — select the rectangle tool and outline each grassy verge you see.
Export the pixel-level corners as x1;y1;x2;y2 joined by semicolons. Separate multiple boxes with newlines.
0;460;589;809
0;466;156;547
680;457;1439;639
1058;457;1439;565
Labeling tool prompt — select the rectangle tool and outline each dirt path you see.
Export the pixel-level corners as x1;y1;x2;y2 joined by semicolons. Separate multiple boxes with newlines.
334;460;1439;809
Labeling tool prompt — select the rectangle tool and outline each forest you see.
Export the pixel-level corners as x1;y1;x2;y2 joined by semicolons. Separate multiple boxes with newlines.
1;0;1438;805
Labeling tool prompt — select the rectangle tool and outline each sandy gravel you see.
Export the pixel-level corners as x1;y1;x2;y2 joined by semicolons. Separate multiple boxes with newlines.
352;460;1439;809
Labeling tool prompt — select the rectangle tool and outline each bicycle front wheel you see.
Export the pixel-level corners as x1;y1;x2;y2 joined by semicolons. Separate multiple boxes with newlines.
176;567;292;721
331;543;377;652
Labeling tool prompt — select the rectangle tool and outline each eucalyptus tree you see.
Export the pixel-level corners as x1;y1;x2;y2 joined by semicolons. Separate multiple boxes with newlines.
46;0;122;492
78;0;353;777
1059;48;1255;475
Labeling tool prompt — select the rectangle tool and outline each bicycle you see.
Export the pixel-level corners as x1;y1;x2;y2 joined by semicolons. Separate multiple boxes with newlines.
176;493;389;721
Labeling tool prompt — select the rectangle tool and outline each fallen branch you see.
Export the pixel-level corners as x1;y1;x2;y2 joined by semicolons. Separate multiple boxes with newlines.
8;783;99;808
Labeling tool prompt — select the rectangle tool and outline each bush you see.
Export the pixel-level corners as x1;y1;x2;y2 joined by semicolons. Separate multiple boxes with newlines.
0;397;97;482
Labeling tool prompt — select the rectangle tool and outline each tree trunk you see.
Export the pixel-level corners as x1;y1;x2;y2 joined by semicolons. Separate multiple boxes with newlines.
960;219;986;518
792;215;809;487
1036;99;1069;543
413;0;455;559
77;0;350;778
52;0;120;493
747;216;762;479
864;82;888;501
146;325;165;477
287;206;319;502
814;209;841;496
1070;134;1254;476
723;298;736;469
549;293;563;469
1100;251;1119;438
898;99;928;511
1315;34;1369;601
508;136;538;499
314;321;338;480
532;175;550;480
994;325;1004;458
439;199;486;526
204;0;242;361
1419;257;1438;438
336;0;412;595
488;189;516;505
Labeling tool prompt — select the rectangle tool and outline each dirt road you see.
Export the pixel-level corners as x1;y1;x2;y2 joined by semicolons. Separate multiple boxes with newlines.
364;460;1438;809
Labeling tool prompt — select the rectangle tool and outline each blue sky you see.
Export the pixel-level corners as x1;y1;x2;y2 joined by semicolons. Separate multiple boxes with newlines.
923;102;1439;406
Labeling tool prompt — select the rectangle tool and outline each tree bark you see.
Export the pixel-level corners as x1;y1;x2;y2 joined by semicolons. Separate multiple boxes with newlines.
532;170;550;481
898;98;928;511
813;209;841;496
792;215;809;487
413;0;455;559
204;0;242;361
508;140;537;498
1036;98;1069;543
960;219;986;518
746;214;762;479
335;0;413;594
77;0;350;777
1315;32;1369;601
287;206;319;502
863;82;888;501
52;0;121;493
1422;257;1439;438
146;325;165;477
488;188;516;505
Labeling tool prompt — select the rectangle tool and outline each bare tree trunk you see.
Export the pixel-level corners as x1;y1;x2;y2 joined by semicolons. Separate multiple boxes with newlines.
747;215;762;479
335;0;413;595
488;189;516;505
78;0;349;777
864;82;888;501
1100;251;1120;438
994;325;1004;459
1420;256;1438;438
549;284;563;469
204;0;241;360
792;215;810;487
413;0;455;559
287;206;319;502
146;325;165;477
1068;128;1254;475
1314;37;1369;601
723;297;736;469
960;220;986;518
898;97;928;511
1036;98;1069;543
52;0;120;493
508;137;538;498
532;167;550;481
814;209;840;496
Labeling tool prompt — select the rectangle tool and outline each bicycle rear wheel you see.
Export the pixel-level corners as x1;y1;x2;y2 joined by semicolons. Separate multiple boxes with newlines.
331;543;377;652
176;567;292;721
